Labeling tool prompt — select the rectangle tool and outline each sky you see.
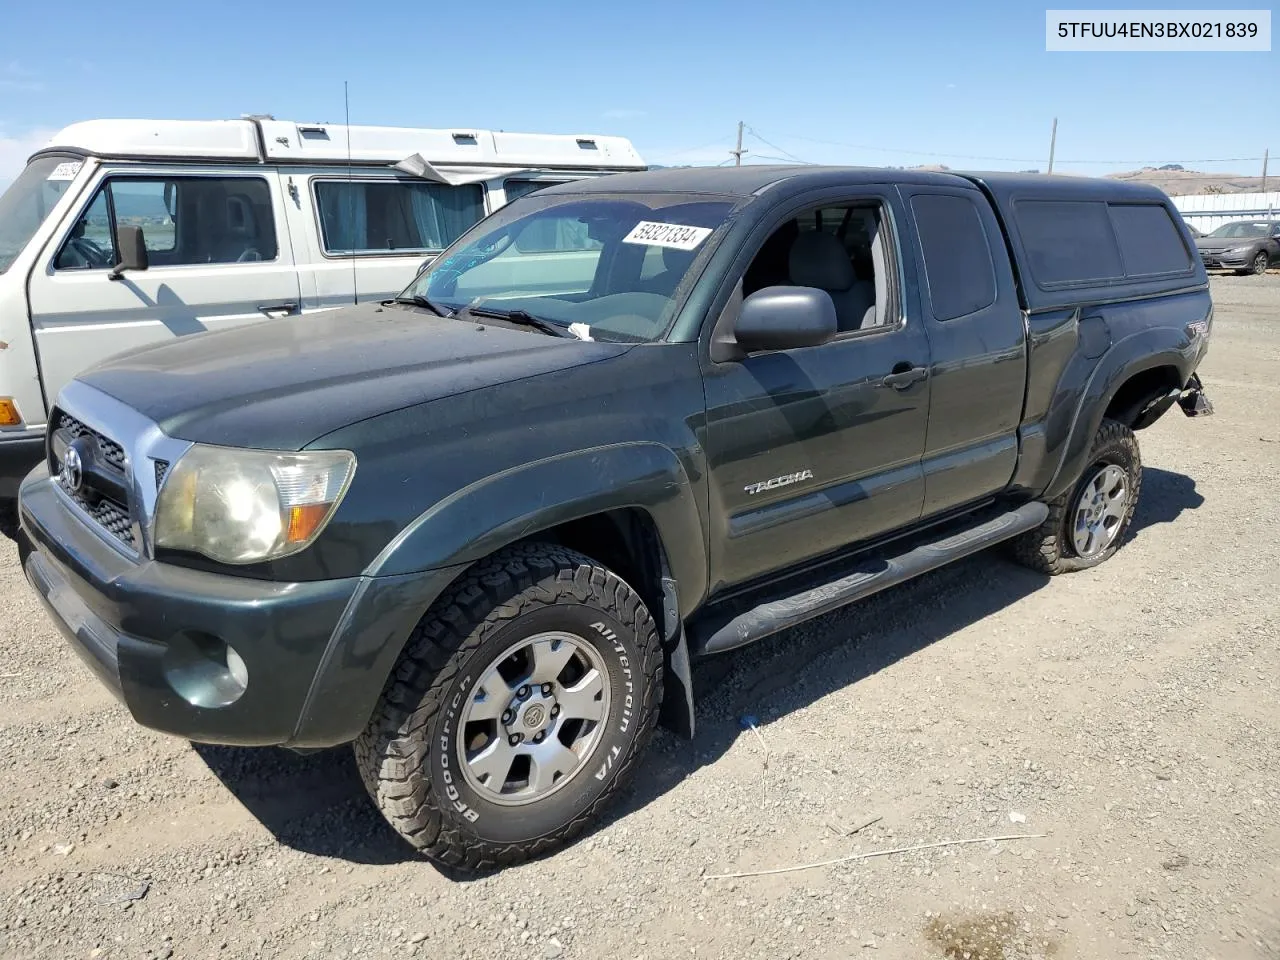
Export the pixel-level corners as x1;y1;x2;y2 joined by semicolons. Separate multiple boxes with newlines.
0;0;1274;189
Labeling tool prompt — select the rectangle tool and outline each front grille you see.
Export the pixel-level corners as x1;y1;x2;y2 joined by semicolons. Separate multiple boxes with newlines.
49;407;135;550
64;488;136;548
53;410;126;473
154;460;170;489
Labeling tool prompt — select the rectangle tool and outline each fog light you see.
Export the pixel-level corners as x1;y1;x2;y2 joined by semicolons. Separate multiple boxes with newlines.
162;632;250;708
225;644;249;691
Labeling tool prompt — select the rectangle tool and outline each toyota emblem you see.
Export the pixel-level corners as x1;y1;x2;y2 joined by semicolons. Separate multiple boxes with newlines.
60;444;84;494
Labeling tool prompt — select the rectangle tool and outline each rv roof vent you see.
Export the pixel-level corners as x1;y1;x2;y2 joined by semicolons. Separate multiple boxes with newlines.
576;138;598;150
452;132;478;144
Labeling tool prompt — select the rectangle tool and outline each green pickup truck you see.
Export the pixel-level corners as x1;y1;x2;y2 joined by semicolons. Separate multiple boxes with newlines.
18;166;1213;871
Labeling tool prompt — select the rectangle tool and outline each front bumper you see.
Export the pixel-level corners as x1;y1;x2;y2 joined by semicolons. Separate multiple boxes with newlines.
1200;253;1254;270
18;467;464;748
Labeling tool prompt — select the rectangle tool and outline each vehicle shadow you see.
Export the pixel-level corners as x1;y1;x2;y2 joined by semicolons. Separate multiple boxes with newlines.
193;464;1202;873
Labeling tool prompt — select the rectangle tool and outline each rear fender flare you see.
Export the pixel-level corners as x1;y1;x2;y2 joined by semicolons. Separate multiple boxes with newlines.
1042;327;1192;502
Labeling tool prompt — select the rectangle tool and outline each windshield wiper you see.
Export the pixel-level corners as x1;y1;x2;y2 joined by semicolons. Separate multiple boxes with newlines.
460;305;574;338
384;295;453;317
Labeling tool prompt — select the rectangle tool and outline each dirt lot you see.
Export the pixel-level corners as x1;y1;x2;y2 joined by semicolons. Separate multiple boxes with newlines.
1;275;1278;960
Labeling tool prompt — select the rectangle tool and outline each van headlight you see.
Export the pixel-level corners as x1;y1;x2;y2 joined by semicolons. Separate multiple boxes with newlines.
154;445;356;564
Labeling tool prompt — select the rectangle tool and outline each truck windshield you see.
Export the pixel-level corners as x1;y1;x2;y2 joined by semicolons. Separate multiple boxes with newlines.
402;193;738;342
0;156;83;275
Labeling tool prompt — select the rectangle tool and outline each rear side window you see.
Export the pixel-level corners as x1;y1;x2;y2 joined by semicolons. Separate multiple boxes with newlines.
314;180;485;255
910;193;997;321
1108;203;1193;276
1014;200;1124;286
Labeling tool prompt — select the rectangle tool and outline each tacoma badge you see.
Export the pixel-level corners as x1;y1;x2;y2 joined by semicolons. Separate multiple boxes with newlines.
744;469;814;496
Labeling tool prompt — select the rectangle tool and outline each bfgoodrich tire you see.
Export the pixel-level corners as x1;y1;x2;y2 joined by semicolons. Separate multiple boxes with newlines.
354;542;663;871
1009;418;1142;575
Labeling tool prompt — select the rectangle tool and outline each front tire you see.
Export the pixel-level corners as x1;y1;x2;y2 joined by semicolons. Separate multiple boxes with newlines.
1251;251;1269;276
354;542;662;871
1009;418;1142;575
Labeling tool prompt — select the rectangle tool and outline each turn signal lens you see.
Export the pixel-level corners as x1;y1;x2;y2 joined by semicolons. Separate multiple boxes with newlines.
0;399;21;427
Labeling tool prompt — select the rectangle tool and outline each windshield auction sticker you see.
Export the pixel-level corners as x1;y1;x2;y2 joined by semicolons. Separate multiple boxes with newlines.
1046;9;1271;50
622;221;714;250
46;161;84;181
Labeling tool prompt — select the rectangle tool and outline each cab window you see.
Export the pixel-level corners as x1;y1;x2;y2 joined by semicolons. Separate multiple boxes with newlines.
55;176;278;270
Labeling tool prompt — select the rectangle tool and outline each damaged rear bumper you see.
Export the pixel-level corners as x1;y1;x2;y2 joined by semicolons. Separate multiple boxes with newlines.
1177;373;1213;418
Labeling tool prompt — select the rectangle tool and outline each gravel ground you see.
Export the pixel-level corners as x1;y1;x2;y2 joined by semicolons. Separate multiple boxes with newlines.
1;274;1278;960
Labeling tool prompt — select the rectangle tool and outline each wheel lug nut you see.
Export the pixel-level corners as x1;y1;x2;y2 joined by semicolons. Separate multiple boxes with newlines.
541;683;553;696
509;734;522;746
502;710;514;724
517;685;530;699
533;732;545;743
551;705;560;718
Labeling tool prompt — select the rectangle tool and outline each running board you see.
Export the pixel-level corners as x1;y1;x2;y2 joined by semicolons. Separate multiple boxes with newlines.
691;501;1049;656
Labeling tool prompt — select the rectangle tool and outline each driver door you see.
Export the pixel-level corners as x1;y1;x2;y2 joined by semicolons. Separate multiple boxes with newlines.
27;166;301;406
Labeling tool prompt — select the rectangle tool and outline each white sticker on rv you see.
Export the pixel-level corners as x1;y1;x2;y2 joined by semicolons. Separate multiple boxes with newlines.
621;221;713;251
46;161;83;181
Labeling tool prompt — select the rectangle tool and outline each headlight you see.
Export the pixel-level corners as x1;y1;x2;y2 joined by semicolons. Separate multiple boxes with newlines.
154;445;356;564
1229;245;1253;254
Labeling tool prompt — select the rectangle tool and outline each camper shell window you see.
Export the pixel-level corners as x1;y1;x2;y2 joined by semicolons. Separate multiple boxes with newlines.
1010;198;1196;288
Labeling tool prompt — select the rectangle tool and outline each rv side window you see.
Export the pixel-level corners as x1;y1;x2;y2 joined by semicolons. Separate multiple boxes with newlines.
314;180;484;255
55;176;278;270
1013;199;1124;287
504;179;571;203
1107;203;1193;276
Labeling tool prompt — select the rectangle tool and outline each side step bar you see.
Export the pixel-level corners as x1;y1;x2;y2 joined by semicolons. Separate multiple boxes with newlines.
691;501;1049;656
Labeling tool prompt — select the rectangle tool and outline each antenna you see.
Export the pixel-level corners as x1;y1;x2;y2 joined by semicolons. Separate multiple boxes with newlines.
345;80;358;304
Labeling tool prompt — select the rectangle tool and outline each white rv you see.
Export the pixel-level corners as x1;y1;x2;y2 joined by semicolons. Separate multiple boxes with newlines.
0;116;646;509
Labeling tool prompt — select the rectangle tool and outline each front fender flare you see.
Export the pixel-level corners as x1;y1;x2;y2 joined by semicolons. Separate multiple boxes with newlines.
365;442;708;616
1042;326;1193;502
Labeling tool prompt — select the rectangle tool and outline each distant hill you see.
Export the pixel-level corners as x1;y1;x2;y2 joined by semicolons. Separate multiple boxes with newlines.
111;192;169;219
1104;167;1268;196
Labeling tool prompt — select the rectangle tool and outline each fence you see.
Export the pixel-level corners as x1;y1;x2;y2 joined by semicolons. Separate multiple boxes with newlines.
1171;192;1280;232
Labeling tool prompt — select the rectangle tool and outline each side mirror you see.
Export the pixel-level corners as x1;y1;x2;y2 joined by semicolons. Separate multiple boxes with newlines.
108;225;149;280
733;285;837;353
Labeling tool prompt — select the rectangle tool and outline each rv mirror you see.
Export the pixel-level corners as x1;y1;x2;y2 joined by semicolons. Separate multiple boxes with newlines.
109;225;149;280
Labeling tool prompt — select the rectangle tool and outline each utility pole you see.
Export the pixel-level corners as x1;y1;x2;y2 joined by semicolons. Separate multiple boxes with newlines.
731;121;747;166
1264;148;1271;217
1047;117;1058;174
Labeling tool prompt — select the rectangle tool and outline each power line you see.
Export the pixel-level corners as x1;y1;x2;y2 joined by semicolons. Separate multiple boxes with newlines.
746;127;814;165
749;129;1266;167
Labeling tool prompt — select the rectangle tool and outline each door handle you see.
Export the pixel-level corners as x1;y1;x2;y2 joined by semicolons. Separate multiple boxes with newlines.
257;302;298;318
881;363;928;390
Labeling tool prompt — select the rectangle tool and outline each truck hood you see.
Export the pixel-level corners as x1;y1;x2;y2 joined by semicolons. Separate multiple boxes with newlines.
76;303;631;449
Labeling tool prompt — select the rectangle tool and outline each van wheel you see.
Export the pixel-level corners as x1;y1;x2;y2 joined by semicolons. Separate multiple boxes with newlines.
1251;251;1269;275
353;542;662;871
1009;418;1141;575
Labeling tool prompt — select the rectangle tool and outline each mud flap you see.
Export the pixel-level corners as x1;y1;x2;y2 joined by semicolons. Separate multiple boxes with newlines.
1177;373;1214;418
658;575;695;740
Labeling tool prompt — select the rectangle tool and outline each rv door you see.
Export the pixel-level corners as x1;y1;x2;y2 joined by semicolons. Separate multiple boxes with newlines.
25;165;302;406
